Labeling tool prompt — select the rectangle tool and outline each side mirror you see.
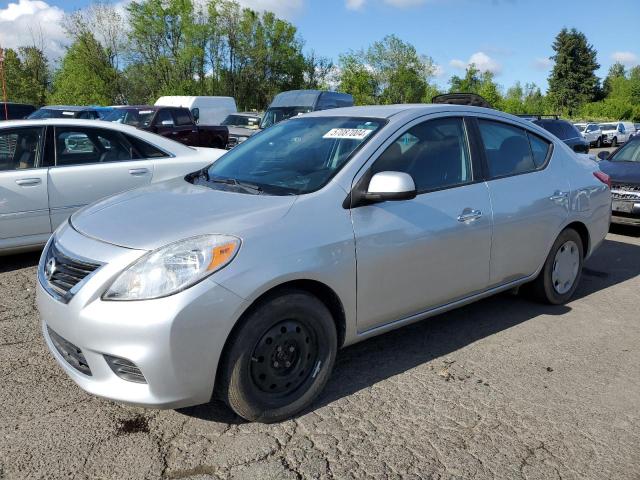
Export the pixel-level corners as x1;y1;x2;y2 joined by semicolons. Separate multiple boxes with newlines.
365;171;417;202
191;108;200;123
597;151;610;161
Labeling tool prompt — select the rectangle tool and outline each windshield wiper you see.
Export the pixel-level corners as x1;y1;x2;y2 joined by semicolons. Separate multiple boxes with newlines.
210;176;263;194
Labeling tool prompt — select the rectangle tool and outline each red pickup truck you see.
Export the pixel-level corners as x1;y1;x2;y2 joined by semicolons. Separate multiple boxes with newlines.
103;106;229;149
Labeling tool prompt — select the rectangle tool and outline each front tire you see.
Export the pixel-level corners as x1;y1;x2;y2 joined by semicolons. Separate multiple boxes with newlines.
218;290;337;423
612;137;617;147
526;229;584;305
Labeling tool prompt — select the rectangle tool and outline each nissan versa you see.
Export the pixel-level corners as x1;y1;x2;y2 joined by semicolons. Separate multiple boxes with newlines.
37;105;611;422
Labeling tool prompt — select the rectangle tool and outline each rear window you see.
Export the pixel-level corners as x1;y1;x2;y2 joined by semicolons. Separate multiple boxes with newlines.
174;110;192;126
534;120;579;140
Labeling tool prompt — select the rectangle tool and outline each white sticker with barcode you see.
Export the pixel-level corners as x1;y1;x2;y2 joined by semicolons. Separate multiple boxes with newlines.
323;128;372;140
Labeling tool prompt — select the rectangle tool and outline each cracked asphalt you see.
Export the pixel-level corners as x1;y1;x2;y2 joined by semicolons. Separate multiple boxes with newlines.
1;226;639;480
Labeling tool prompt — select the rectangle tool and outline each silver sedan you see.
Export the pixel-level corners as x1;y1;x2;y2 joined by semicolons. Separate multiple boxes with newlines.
0;119;225;254
36;105;611;422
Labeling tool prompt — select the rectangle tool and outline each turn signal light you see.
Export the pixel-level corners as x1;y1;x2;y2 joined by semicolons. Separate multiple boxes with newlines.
593;171;611;189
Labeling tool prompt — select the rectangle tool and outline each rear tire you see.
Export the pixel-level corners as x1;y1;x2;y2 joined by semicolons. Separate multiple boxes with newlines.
526;229;584;305
218;289;337;423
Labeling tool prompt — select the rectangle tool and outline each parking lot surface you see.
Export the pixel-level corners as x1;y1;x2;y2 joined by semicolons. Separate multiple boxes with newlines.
1;226;639;480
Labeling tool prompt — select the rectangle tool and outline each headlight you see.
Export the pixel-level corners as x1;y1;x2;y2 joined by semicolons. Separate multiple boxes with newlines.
103;235;240;301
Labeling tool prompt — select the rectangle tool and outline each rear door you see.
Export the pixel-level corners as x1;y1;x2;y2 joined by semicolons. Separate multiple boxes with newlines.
473;117;569;286
0;126;50;241
47;126;154;229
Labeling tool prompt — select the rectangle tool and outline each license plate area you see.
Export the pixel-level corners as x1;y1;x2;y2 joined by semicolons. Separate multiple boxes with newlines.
612;200;634;213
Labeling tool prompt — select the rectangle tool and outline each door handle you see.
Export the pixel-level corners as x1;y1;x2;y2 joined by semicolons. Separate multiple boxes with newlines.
128;168;149;176
549;191;569;202
457;208;482;223
15;178;42;187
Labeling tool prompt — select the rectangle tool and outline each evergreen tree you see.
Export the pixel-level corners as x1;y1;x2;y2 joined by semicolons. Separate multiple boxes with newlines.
547;28;600;115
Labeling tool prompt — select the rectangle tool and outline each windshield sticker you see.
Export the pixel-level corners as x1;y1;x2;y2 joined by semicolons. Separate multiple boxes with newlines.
139;110;154;114
62;112;75;116
323;128;372;140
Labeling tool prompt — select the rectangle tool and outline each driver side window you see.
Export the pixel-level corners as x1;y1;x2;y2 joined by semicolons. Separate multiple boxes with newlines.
371;117;473;193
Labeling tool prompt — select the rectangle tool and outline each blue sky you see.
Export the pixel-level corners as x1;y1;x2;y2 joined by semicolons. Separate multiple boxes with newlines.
1;0;639;93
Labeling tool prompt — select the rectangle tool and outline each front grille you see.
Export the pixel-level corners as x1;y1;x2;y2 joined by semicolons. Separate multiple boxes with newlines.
42;242;101;303
47;326;92;376
611;183;640;201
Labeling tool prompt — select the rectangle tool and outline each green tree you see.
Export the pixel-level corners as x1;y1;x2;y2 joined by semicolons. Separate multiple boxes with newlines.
49;32;118;105
602;62;625;97
449;64;481;93
338;52;378;105
1;47;49;106
547;28;600;115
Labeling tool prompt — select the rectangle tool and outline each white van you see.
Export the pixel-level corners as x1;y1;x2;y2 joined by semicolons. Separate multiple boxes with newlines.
154;96;237;126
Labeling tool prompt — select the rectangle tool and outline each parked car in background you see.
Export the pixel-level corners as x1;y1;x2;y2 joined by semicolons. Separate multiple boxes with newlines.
92;106;115;119
260;90;354;129
1;102;36;120
103;105;229;149
28;106;102;120
597;136;640;226
0;119;225;254
574;122;604;148
222;112;262;148
36;104;610;422
599;122;636;147
521;116;589;153
155;96;237;126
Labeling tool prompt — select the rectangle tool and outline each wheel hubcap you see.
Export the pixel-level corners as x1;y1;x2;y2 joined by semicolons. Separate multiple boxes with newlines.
250;320;317;394
551;240;580;294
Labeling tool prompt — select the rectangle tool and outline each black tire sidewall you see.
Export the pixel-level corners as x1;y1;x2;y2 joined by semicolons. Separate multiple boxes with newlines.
221;290;337;422
540;229;584;304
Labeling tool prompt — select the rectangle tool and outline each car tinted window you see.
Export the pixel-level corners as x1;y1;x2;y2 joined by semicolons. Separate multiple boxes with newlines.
478;120;536;178
527;132;551;168
372;117;472;192
174;109;192;126
0;127;43;171
156;110;174;126
609;140;640;163
126;134;169;158
55;127;136;166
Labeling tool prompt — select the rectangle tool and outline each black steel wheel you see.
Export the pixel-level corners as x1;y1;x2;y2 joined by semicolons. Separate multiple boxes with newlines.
218;289;337;422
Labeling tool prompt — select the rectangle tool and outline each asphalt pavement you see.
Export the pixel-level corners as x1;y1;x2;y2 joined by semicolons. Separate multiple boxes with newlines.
1;225;639;479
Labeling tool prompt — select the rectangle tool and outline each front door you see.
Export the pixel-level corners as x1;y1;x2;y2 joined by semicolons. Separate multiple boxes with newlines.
0;126;50;241
47;126;154;229
351;116;493;333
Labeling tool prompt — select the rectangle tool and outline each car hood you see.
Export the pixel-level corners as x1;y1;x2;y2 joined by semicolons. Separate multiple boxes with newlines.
599;160;640;184
227;126;258;137
70;177;296;251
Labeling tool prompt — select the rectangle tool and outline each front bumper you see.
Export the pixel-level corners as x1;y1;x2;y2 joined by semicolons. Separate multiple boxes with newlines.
611;199;640;226
37;223;247;409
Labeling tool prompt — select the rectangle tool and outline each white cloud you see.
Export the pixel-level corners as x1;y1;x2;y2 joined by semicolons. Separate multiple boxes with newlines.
234;0;304;19
432;63;445;78
0;0;67;58
449;52;501;75
346;0;366;10
611;51;639;67
533;57;552;71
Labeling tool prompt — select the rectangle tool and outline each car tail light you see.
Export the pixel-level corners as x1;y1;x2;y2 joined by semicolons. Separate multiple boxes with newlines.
593;171;611;188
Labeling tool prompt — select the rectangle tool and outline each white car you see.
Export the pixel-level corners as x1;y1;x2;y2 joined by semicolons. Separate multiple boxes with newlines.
574;122;604;148
0;119;225;254
600;122;637;147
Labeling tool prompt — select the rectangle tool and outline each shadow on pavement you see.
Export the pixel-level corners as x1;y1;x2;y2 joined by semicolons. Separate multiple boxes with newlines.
0;251;41;273
180;237;640;423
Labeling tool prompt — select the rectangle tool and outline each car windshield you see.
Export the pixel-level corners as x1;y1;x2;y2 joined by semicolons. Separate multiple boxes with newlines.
222;114;261;129
190;116;385;195
600;123;616;130
260;106;314;129
103;109;155;127
575;124;587;132
609;140;640;162
28;109;77;119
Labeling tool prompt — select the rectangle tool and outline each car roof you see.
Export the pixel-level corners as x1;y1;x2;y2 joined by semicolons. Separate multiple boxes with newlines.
40;105;95;111
112;105;158;110
304;103;505;119
0;118;195;154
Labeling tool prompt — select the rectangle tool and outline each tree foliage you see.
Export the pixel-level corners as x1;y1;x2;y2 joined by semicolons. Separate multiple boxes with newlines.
1;47;49;106
49;32;118;105
547;28;600;115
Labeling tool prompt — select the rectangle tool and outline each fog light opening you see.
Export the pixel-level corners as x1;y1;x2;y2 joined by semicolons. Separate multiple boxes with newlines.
104;355;147;384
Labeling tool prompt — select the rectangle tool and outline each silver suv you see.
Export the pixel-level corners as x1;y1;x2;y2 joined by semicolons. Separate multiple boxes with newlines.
37;105;611;422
